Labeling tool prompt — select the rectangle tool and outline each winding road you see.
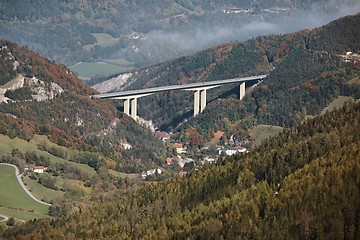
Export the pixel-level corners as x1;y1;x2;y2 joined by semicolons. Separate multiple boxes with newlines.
0;163;51;206
0;214;9;222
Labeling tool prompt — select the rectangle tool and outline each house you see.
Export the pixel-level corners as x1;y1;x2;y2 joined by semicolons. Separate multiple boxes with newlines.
166;157;172;165
174;143;185;153
225;148;238;156
33;166;45;173
219;147;247;156
141;167;163;179
141;171;148;179
223;8;251;14
203;157;215;164
155;131;170;142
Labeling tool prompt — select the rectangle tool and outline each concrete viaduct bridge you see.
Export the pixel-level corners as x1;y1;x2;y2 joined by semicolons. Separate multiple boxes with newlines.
92;75;267;120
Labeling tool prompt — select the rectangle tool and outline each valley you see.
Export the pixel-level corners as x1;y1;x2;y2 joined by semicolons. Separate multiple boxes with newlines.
0;1;359;238
1;1;359;68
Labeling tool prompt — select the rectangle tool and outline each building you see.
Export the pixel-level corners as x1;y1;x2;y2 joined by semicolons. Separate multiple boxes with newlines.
166;157;173;165
203;157;215;164
174;143;185;153
33;166;45;173
155;131;170;142
219;147;247;156
141;167;162;179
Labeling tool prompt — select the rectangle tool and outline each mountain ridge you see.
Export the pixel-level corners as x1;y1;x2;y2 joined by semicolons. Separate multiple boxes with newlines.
92;13;360;142
1;0;359;67
3;87;360;239
0;39;166;172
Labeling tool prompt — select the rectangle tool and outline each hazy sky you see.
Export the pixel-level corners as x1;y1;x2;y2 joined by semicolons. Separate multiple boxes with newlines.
138;3;360;61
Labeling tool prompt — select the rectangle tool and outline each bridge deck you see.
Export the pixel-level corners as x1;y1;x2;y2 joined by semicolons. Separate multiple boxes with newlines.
92;75;267;99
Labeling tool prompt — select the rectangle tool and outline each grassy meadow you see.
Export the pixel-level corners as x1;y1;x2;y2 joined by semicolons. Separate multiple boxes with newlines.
83;33;120;50
22;176;64;203
73;32;134;80
0;165;49;220
320;96;354;115
108;169;143;185
0;207;48;222
250;124;284;147
0;134;96;176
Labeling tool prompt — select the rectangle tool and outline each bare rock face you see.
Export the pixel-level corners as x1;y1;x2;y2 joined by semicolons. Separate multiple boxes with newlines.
27;77;64;101
92;72;133;93
0;74;64;103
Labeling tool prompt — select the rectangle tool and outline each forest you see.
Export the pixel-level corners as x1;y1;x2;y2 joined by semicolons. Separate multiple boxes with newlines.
101;13;360;151
2;96;360;239
0;39;167;173
0;12;359;238
0;0;358;66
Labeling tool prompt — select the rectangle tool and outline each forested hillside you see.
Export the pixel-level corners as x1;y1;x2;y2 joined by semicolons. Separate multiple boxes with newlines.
0;39;166;172
98;13;360;150
3;96;360;239
1;0;358;67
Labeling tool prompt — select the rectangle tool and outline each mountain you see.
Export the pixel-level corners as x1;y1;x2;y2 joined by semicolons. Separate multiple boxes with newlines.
0;39;166;173
0;0;359;69
94;13;360;150
0;9;359;239
3;86;360;239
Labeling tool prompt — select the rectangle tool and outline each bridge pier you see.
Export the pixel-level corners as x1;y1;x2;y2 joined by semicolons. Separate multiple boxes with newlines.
114;93;153;120
194;90;200;116
92;75;267;119
239;82;245;100
124;99;130;115
200;89;207;113
190;86;219;116
131;98;137;120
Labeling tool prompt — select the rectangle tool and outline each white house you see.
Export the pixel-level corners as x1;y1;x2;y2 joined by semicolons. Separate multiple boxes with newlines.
33;166;45;173
141;167;162;179
203;157;215;164
220;147;247;156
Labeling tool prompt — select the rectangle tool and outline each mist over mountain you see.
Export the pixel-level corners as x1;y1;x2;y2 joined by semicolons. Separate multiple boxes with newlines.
128;2;360;65
91;12;360;154
0;0;359;70
0;4;359;237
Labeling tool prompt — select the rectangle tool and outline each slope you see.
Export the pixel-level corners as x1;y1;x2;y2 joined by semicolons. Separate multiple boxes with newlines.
3;86;360;239
97;13;360;149
0;39;166;172
1;0;359;67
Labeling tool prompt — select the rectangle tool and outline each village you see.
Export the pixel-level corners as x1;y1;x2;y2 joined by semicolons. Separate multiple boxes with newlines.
17;129;248;183
140;130;249;180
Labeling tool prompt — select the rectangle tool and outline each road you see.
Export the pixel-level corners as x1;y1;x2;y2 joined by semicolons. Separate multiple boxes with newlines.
0;163;52;206
92;74;268;99
0;214;9;222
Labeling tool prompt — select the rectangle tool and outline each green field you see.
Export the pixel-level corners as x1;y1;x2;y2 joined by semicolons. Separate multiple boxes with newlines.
83;33;120;50
76;32;134;80
0;135;39;156
0;134;96;176
0;207;48;222
0;165;49;220
69;61;133;80
108;169;143;185
22;176;64;203
92;33;118;45
321;96;354;115
250;124;284;147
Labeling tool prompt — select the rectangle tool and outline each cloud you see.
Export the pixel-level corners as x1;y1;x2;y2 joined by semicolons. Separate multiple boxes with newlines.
118;1;360;64
142;21;281;55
